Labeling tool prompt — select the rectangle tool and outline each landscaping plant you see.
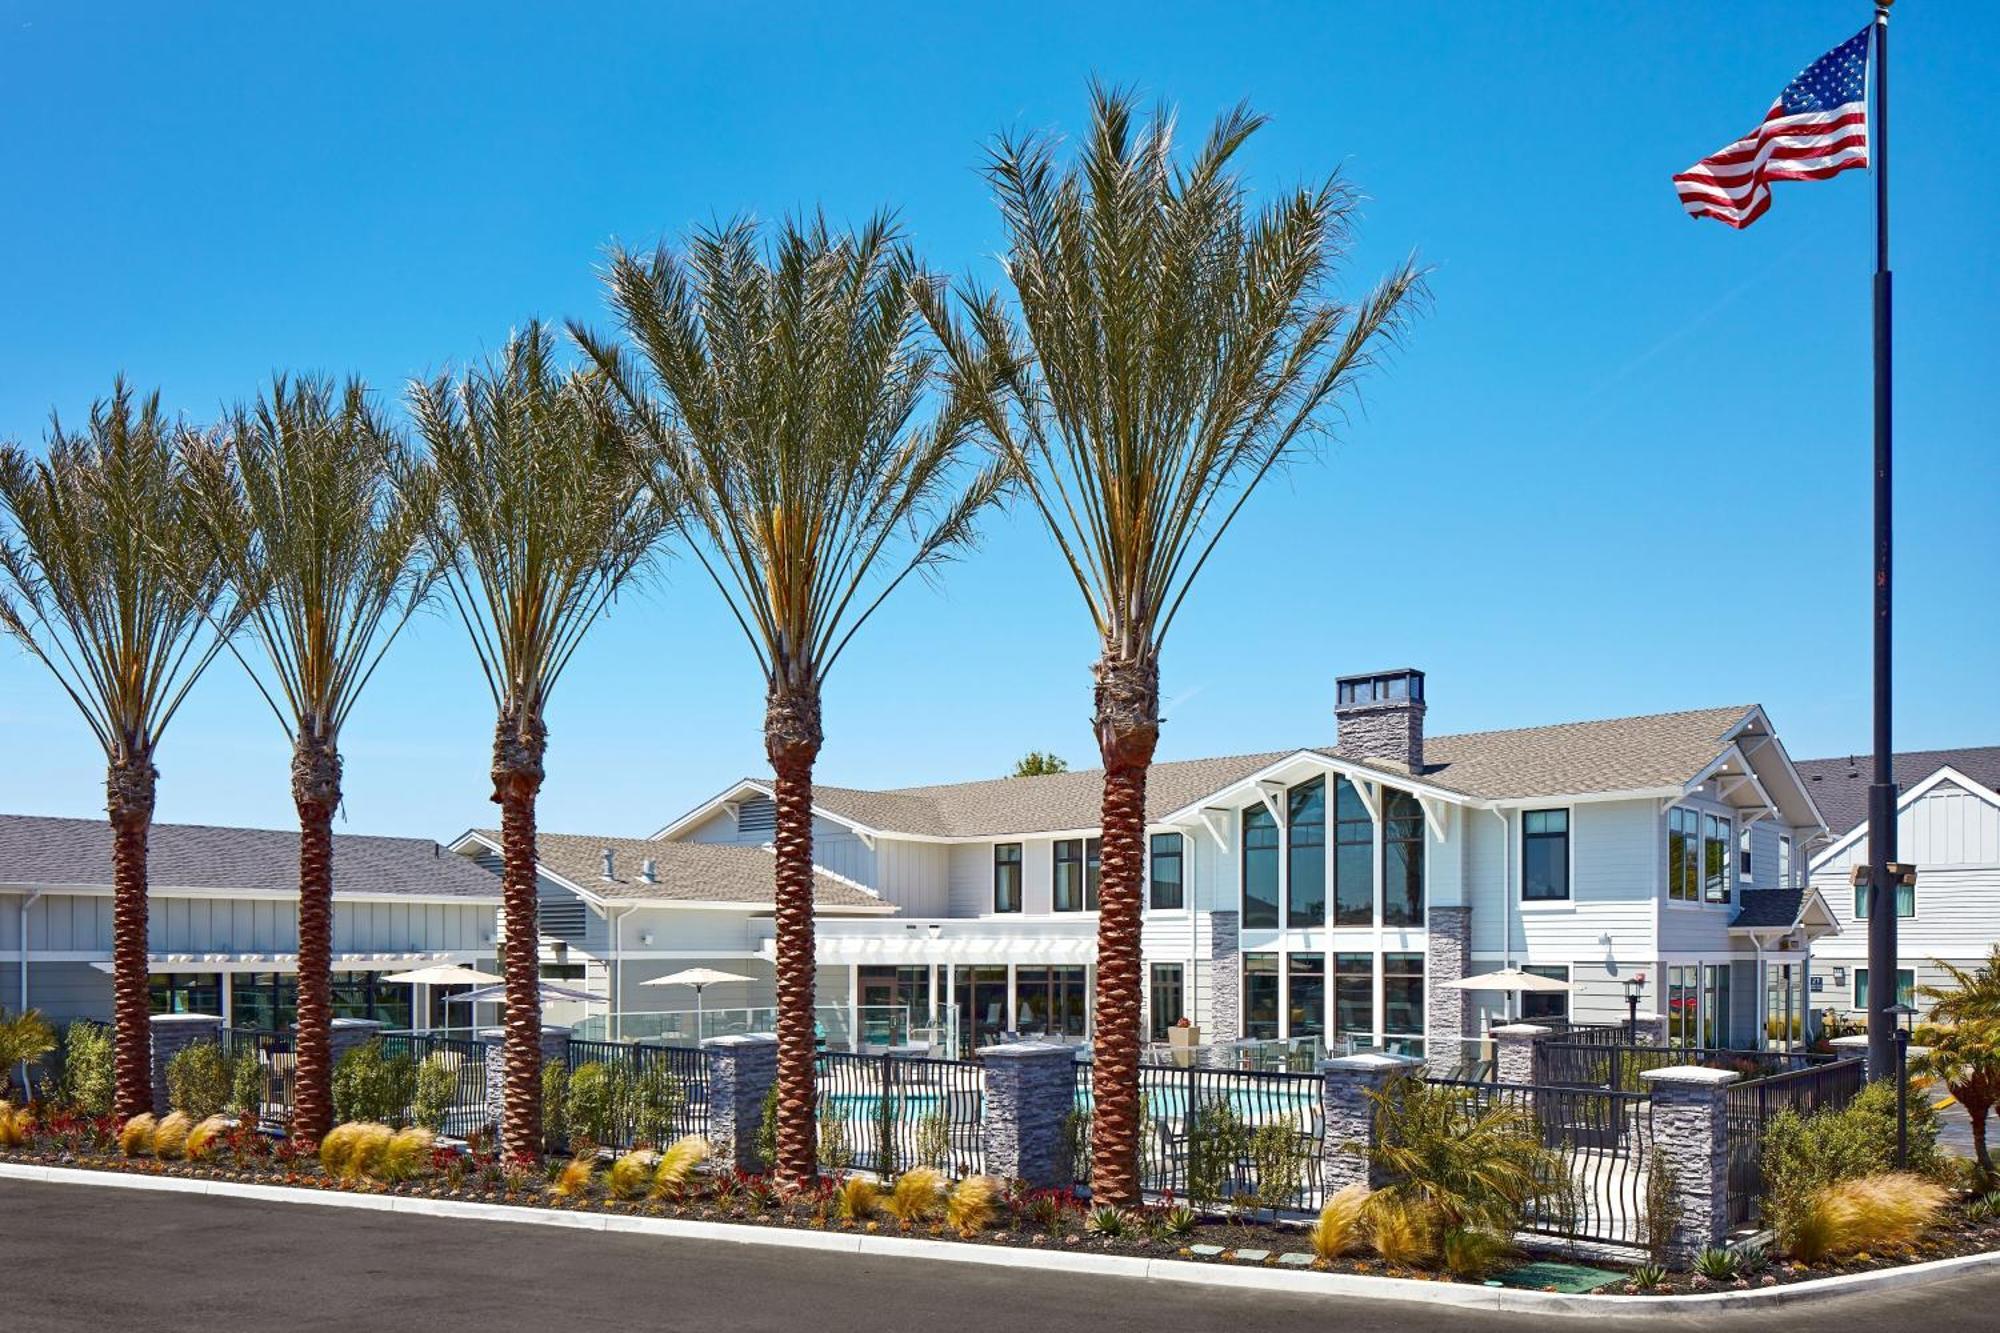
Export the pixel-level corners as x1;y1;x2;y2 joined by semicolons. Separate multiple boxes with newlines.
184;1115;231;1161
541;1062;570;1153
649;1133;710;1199
1084;1204;1130;1238
229;1047;264;1121
331;1040;416;1127
1763;1080;1947;1252
945;1175;999;1236
628;1065;685;1148
410;1052;458;1134
1366;1193;1436;1267
836;1175;879;1222
58;1020;114;1115
1788;1172;1951;1263
551;1155;596;1199
564;1061;620;1148
152;1110;193;1161
165;1040;232;1120
1692;1246;1740;1280
884;1166;944;1226
118;1113;157;1158
1309;1183;1370;1260
608;1149;656;1200
1910;1016;2000;1185
0;1102;31;1148
0;1007;55;1099
1363;1074;1558;1245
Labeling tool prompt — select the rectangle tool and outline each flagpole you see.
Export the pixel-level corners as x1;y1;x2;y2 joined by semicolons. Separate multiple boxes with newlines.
1865;0;1898;1081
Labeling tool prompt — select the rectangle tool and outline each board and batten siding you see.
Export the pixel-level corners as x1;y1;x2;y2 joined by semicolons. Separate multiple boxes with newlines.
680;800;880;893
1809;778;2000;965
0;889;490;957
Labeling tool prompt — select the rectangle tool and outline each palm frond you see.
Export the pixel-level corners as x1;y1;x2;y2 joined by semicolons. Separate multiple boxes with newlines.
407;321;672;725
923;82;1427;660
0;380;241;764
573;212;1005;699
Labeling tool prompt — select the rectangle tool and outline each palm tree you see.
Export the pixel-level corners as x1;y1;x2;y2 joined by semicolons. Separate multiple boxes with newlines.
0;383;239;1116
184;376;435;1145
924;85;1426;1204
409;323;670;1161
1922;946;2000;1025
575;214;1005;1189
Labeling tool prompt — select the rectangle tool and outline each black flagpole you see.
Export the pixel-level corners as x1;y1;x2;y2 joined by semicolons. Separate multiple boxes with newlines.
1865;0;1898;1080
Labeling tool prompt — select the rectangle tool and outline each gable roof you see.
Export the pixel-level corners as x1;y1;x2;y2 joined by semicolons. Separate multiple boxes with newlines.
694;705;1760;839
1794;746;2000;837
0;814;500;901
465;830;888;913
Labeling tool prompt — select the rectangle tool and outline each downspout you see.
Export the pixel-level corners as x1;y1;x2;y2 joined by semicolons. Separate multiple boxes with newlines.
611;903;639;1042
1487;808;1514;1022
18;888;42;1012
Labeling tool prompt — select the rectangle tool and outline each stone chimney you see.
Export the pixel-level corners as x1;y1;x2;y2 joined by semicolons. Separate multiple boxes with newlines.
1334;669;1426;772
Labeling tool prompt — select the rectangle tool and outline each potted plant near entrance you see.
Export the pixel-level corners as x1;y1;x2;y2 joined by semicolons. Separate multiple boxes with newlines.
1169;1017;1202;1068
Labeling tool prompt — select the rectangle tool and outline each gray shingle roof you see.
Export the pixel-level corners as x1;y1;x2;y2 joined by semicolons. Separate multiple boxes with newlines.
475;830;887;912
776;706;1757;838
1732;888;1807;930
0;814;501;900
1794;746;2000;837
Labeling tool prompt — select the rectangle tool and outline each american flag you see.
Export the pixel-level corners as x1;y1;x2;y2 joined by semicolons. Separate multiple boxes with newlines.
1675;27;1872;229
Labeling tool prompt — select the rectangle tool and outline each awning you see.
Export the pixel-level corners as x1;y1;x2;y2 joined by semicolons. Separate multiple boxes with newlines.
767;935;1098;966
101;951;472;974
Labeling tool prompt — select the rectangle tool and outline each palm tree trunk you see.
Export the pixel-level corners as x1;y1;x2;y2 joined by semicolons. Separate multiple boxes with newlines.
765;683;822;1191
290;725;342;1145
106;749;158;1119
493;706;548;1162
1088;648;1159;1208
1972;1098;1993;1179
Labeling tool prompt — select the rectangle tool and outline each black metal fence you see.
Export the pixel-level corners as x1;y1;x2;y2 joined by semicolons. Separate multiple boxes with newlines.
1421;1078;1655;1247
1070;1060;1326;1214
1535;1040;1833;1091
223;1027;297;1128
564;1038;710;1149
380;1032;490;1139
816;1050;985;1177
1724;1056;1867;1225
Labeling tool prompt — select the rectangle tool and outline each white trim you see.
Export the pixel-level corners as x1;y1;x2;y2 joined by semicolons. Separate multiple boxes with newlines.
0;880;498;908
11;1162;2000;1314
1517;804;1574;906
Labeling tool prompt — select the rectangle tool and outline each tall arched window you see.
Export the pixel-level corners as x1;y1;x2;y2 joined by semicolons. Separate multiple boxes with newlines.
1332;777;1374;925
1383;789;1426;926
1286;777;1326;928
1242;804;1280;928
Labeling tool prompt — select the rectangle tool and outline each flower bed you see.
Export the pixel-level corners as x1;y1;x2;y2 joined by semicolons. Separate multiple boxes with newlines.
3;1107;1997;1298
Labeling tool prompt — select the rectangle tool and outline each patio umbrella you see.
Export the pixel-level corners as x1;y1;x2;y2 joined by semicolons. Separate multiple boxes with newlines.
380;964;507;1032
444;980;607;1007
1446;967;1571;1023
639;967;755;1039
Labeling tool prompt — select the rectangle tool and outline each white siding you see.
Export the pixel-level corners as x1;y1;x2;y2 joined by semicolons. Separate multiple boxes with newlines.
2;888;490;958
1810;780;2000;965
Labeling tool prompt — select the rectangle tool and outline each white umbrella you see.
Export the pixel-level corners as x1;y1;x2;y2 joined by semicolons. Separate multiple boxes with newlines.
445;980;607;1007
640;967;756;1039
378;964;503;987
1447;967;1570;1023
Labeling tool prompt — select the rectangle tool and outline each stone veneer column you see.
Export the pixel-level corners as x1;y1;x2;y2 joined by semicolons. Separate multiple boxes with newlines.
149;1013;223;1114
480;1025;572;1146
1627;1012;1668;1047
980;1042;1078;1189
1491;1023;1551;1085
1640;1065;1739;1264
1424;906;1471;1073
1320;1051;1421;1193
325;1017;386;1071
1206;911;1239;1046
704;1033;779;1172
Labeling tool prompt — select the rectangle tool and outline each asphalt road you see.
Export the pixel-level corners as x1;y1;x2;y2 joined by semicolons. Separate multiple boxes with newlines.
4;1178;1999;1333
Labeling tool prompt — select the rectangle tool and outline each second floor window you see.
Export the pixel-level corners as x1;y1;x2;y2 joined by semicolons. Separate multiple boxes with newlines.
1703;813;1731;904
1522;809;1569;901
1054;837;1100;911
1148;832;1184;910
1382;789;1425;926
1669;807;1700;902
1287;777;1326;928
1333;776;1374;925
993;843;1023;913
1243;804;1280;928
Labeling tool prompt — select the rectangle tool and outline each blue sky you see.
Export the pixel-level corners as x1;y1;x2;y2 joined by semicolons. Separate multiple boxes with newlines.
1;2;1994;842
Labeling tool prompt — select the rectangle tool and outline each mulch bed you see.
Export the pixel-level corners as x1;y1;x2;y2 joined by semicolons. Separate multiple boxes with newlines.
5;1126;1997;1298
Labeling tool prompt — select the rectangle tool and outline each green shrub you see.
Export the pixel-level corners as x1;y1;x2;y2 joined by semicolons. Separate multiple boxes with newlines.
1365;1075;1561;1238
1185;1097;1250;1206
1246;1123;1309;1212
410;1053;459;1134
229;1047;264;1120
541;1060;569;1151
1763;1080;1945;1250
913;1103;950;1171
1644;1147;1678;1266
754;1081;778;1170
165;1040;232;1119
628;1064;685;1148
332;1039;417;1126
565;1061;620;1147
57;1021;114;1115
0;1007;56;1098
817;1096;853;1174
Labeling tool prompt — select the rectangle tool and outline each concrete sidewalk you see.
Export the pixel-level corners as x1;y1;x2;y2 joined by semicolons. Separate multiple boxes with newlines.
4;1177;1999;1332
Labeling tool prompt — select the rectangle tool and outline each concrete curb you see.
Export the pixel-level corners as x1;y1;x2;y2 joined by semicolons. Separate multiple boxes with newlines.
5;1161;1997;1315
